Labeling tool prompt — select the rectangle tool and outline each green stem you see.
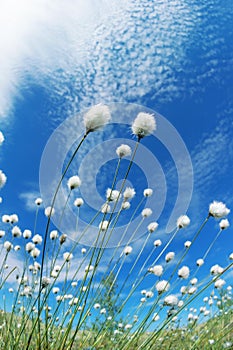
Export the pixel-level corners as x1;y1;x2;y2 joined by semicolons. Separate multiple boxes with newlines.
26;132;89;350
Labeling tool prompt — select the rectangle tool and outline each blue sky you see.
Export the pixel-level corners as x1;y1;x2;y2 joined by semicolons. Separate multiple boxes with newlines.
0;0;233;324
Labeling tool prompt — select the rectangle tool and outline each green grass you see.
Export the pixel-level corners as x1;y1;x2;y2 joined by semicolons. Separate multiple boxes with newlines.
0;308;232;349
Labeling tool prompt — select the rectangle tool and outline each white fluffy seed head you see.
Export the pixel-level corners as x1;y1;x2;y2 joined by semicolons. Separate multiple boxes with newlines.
180;286;188;295
53;265;61;273
44;206;55;217
147;222;158;233
26;242;35;252
123;187;136;200
188;313;194;320
196;258;204;266
143;188;153;197
74;198;84;207
4;241;13;252
52;287;60;294
10;214;19;224
30;247;40;258
146;291;154;298
188;286;197;295
67;175;81;190
116;144;132;158
101;203;111;214
209;201;230;218
200;306;206;313
164;295;178;306
34;261;41;271
156;280;170;294
190;278;198;285
214;279;226;289
106;188;121;202
2;214;10;223
184;240;192;248
219;219;230;230
0;230;5;238
132;112;156;138
141;208;152;218
210;264;223;275
165;252;175;262
51;270;58;278
123;246;133;255
32;234;43;245
85;265;94;273
12;226;22;238
42;277;50;288
35;198;43;206
50;230;58;240
121;201;131;210
178;300;184;308
125;324;132;330
69;298;79;306
63;252;73;262
83;104;111;133
99;220;109;231
149;265;163;277
178;266;190;279
23;229;32;239
60;234;67;245
100;308;106;314
154;239;162;247
177;215;190;228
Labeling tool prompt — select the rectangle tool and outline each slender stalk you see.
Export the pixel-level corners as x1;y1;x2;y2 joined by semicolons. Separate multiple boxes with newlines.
26;132;89;350
192;228;223;279
150;228;179;268
137;238;157;276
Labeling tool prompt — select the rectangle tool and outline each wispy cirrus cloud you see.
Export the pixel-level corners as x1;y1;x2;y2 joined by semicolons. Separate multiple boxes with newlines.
163;116;233;224
0;0;114;119
0;0;197;121
19;190;41;212
0;245;24;285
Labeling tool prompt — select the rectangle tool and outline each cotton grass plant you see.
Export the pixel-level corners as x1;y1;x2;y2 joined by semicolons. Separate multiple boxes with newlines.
0;105;232;350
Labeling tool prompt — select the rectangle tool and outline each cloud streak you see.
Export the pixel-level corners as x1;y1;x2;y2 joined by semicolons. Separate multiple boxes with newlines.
163;116;233;224
0;0;197;120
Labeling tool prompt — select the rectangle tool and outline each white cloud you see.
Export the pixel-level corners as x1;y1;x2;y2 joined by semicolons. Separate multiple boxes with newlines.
0;245;24;285
0;0;196;119
0;0;113;118
19;190;41;211
224;267;233;283
192;121;233;192
163;117;233;226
